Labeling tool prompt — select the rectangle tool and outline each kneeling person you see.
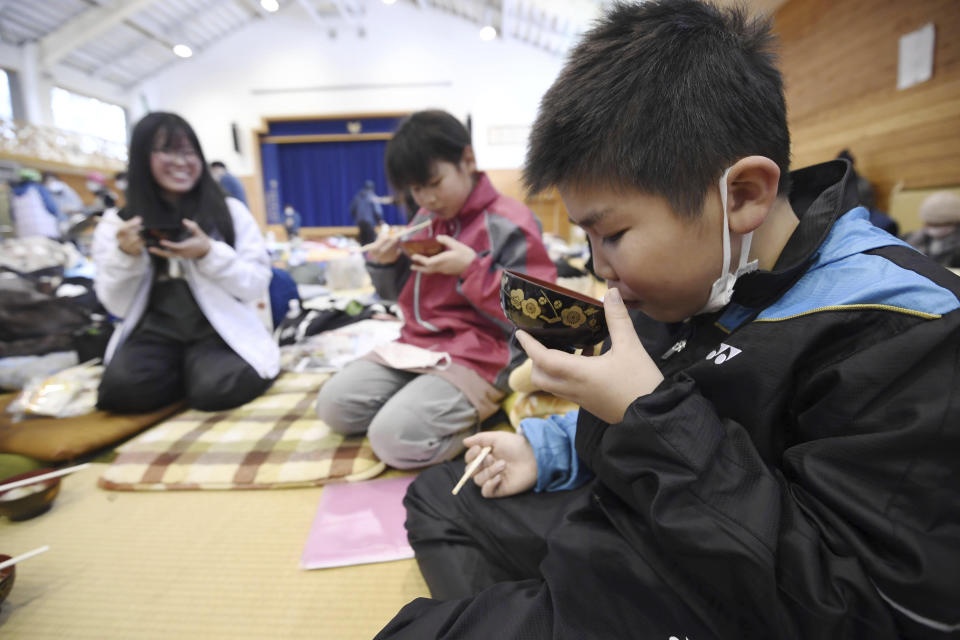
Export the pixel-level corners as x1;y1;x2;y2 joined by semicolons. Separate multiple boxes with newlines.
316;110;556;469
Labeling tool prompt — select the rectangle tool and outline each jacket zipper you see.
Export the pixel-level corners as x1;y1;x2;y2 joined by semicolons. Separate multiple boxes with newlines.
660;338;687;361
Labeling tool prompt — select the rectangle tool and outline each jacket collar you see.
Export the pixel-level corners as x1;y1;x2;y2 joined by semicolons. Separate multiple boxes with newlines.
731;159;860;308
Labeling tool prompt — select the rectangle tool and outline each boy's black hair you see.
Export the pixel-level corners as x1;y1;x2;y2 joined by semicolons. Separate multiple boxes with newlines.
210;161;226;169
124;112;235;246
385;110;471;192
524;0;791;218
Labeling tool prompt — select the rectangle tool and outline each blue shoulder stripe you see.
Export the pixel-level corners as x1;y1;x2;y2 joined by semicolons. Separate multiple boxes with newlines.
757;208;960;322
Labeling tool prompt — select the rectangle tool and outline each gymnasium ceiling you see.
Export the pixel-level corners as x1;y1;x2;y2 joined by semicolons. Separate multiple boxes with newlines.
0;0;786;91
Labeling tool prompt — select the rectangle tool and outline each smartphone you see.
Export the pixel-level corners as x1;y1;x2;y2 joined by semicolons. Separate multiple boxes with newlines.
141;224;189;248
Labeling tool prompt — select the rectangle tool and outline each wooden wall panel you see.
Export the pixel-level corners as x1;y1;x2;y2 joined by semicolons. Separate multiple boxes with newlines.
239;174;266;229
775;0;960;220
485;168;571;240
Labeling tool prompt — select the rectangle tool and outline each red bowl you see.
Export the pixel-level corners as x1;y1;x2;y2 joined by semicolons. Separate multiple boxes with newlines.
500;269;608;351
0;469;61;521
0;554;14;610
401;238;446;257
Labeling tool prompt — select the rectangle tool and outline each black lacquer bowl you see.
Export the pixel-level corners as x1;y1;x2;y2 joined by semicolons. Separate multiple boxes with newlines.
0;555;14;611
500;270;608;351
0;470;61;521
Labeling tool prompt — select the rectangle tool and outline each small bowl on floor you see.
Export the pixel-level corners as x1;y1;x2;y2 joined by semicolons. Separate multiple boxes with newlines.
401;238;446;258
500;269;608;351
0;555;14;610
0;470;61;521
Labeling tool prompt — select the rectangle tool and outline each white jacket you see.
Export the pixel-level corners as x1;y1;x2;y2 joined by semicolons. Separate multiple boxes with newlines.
93;198;280;379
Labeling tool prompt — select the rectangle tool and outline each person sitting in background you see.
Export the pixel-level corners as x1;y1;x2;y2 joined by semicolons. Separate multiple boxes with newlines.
11;168;62;238
316;110;556;469
209;160;248;206
43;172;85;217
904;190;960;269
836;149;899;236
349;179;385;245
114;171;128;198
94;112;278;413
282;203;301;240
86;171;118;212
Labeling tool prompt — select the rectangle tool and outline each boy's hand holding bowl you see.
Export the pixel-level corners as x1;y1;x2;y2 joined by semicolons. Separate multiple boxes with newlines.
409;235;476;276
515;287;664;424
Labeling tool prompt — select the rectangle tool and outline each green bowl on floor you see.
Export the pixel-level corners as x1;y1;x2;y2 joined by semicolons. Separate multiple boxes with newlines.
0;453;44;483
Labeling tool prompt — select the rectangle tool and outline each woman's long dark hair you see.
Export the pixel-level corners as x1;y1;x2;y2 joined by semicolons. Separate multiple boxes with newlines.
123;112;235;246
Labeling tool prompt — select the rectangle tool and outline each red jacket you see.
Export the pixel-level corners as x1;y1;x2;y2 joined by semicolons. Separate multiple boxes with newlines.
368;173;556;390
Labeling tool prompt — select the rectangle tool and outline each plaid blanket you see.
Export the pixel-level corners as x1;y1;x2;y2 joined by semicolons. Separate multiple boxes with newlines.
98;373;385;491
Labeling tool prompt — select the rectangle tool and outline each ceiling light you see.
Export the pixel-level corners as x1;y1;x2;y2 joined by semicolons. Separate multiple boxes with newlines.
479;25;497;41
382;0;397;5
261;0;280;11
172;44;193;58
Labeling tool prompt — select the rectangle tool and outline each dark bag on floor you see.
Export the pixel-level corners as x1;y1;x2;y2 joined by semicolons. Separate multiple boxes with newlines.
0;290;90;342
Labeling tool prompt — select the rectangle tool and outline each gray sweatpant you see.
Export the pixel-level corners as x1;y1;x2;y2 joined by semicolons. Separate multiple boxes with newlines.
316;359;478;470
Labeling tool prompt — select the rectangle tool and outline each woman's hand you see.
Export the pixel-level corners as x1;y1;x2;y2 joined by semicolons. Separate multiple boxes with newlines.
365;231;403;264
116;216;145;256
462;431;538;498
148;219;212;260
515;288;665;424
410;235;476;276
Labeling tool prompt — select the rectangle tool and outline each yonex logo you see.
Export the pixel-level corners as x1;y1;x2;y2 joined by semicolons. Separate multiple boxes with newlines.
706;343;741;364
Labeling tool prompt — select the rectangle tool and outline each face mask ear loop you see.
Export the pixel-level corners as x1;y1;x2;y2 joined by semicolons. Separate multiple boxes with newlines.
737;229;755;272
718;167;732;277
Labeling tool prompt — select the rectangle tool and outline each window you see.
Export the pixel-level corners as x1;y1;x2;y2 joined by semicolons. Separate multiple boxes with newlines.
50;87;127;146
0;69;13;120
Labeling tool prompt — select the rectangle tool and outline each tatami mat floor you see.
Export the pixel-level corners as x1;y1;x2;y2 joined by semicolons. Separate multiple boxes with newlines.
0;464;428;639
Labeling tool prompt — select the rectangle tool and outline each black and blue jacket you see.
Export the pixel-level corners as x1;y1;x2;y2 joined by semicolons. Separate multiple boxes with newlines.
541;160;960;638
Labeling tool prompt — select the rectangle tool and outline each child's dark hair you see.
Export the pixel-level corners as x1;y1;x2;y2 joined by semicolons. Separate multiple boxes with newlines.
385;110;471;192
124;112;235;245
524;0;791;218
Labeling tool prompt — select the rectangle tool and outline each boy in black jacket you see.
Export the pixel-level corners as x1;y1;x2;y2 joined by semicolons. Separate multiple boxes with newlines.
376;1;960;638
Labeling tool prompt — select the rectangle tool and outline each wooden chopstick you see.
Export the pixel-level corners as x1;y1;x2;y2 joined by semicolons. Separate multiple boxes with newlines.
451;446;492;495
0;546;50;571
0;463;90;493
353;219;432;253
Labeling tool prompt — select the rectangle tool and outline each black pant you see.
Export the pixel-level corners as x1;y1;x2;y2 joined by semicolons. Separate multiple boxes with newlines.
357;220;378;246
375;461;719;640
97;327;273;413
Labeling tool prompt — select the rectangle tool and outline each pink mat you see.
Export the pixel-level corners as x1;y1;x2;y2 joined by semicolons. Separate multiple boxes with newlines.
300;475;416;570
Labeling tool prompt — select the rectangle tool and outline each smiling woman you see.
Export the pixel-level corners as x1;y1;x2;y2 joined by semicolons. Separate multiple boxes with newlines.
92;112;279;414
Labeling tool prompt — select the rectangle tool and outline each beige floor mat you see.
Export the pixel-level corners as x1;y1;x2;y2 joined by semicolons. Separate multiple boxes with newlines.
0;464;428;639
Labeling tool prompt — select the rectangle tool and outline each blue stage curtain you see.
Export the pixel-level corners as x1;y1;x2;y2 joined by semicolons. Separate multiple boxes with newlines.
275;140;403;227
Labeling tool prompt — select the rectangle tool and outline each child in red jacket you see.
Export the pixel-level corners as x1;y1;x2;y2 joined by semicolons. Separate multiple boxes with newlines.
316;110;556;469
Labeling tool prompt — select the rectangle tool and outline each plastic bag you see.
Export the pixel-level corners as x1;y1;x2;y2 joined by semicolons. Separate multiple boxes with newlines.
0;351;78;391
7;359;103;420
325;253;369;290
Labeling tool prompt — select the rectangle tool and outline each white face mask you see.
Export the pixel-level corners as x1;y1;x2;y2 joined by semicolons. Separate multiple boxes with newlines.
696;167;759;315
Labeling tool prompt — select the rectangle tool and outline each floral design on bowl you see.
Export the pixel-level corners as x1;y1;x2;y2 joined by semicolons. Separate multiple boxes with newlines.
500;269;608;351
